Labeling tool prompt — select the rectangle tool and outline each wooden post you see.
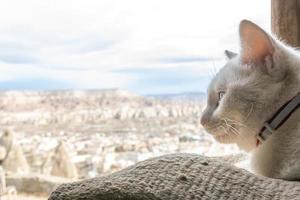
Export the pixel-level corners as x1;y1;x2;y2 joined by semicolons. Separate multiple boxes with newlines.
271;0;300;47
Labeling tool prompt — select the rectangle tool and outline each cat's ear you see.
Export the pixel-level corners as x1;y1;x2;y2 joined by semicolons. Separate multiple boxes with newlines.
224;50;238;59
239;20;274;64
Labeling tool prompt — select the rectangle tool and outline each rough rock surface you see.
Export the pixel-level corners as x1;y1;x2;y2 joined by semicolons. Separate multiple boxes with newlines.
49;153;300;200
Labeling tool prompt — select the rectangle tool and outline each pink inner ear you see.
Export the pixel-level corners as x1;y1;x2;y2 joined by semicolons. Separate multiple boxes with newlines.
240;21;274;64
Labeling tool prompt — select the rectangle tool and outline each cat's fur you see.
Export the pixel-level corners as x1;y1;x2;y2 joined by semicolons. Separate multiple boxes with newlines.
201;20;300;180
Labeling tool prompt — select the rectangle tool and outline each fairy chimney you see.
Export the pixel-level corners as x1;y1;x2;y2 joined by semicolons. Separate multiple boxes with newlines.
50;141;78;179
0;130;30;174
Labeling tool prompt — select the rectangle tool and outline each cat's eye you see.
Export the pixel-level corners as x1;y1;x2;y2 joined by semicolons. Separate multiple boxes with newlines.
218;91;225;101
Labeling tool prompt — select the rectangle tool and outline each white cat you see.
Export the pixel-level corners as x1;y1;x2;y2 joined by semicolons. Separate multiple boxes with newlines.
201;20;300;180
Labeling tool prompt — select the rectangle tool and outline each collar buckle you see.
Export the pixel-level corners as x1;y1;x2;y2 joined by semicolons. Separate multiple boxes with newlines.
257;122;275;142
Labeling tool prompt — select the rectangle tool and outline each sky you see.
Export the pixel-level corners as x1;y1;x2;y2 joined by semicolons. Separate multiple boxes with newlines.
0;0;270;95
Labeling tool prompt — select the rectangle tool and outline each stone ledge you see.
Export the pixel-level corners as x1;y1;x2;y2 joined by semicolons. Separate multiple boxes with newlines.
49;153;300;200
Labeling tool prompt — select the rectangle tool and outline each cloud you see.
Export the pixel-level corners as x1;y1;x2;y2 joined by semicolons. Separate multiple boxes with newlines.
0;53;38;64
0;78;71;90
115;66;216;95
0;0;270;93
153;56;219;64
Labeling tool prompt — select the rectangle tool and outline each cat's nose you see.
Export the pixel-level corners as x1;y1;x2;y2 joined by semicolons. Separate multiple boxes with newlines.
200;115;209;126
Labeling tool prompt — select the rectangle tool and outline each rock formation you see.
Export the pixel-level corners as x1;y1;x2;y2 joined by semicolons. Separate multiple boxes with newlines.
49;141;78;179
0;130;30;174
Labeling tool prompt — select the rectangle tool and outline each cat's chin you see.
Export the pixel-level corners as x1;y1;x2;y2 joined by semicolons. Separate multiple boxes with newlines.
236;136;257;152
213;134;236;144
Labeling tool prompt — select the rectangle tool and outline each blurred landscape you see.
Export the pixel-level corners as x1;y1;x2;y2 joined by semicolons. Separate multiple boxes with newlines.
0;0;270;199
0;89;241;199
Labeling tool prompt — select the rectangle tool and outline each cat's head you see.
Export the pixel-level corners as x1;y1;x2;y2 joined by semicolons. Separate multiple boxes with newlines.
200;20;299;151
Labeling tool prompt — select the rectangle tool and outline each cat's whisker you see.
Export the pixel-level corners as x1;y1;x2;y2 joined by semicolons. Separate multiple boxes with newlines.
222;119;239;137
228;124;241;136
220;125;228;135
224;117;259;134
222;118;241;136
222;119;232;133
226;124;239;136
221;124;230;135
222;118;245;126
206;122;223;130
245;102;254;120
223;117;257;132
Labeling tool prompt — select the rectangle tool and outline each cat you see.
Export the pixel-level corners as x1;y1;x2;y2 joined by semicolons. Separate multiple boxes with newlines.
200;20;300;180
